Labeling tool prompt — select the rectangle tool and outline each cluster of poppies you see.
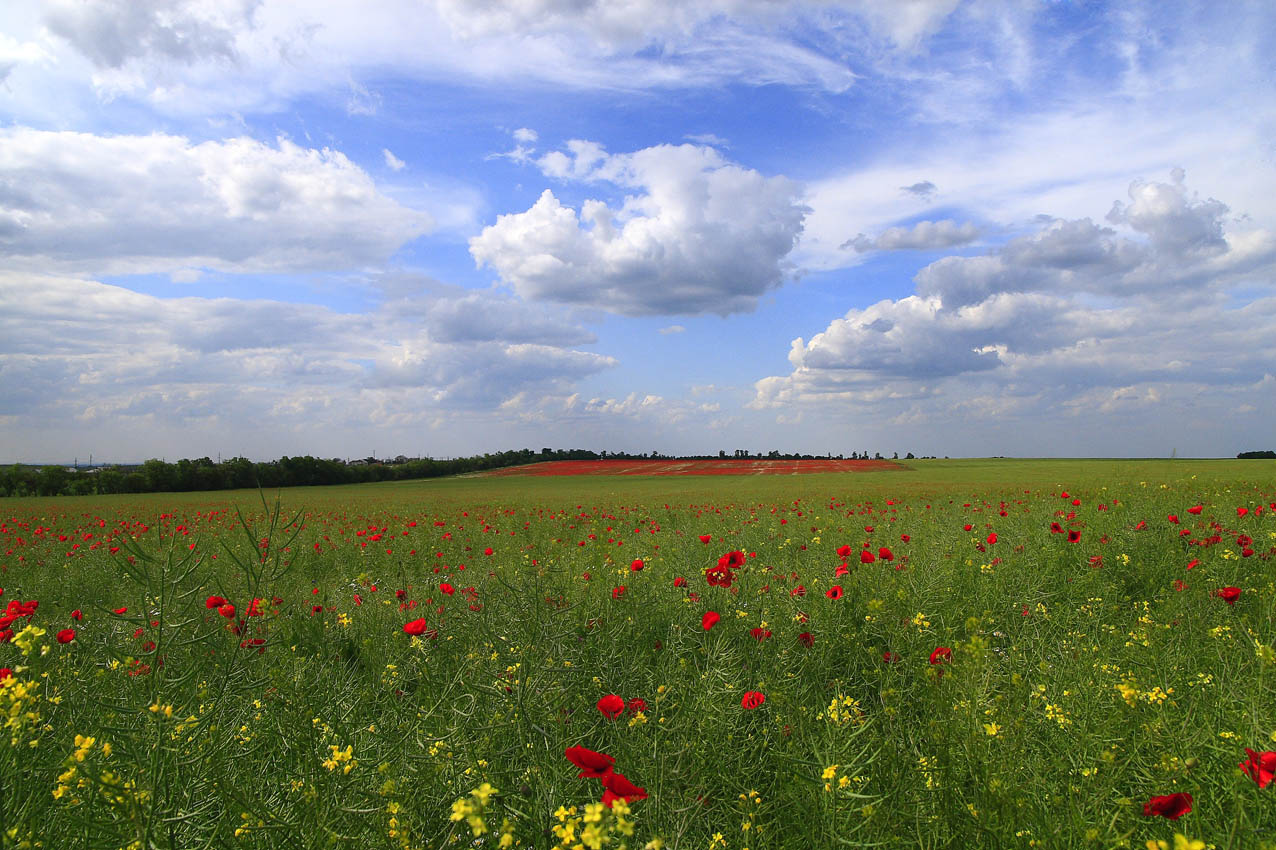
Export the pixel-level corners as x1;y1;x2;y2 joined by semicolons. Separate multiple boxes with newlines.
563;746;647;808
1142;749;1276;822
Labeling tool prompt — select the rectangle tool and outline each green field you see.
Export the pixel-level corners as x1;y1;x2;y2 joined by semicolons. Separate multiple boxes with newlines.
1;459;1274;849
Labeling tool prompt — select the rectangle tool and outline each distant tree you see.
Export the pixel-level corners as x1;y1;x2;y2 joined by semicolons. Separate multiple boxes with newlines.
1237;450;1276;459
905;452;915;460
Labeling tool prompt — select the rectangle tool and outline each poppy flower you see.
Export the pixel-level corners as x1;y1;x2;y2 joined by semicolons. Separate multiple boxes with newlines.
718;551;746;569
963;524;973;532
0;668;9;679
218;603;235;618
929;647;952;665
798;632;814;648
1215;587;1241;605
750;627;772;641
205;595;226;609
1186;559;1199;570
699;535;712;544
70;609;82;621
611;586;625;599
1238;507;1249;517
1142;792;1192;820
701;611;721;631
630;558;645;571
597;694;625;719
826;586;843;600
483;547;493;556
741;690;766;710
113;607;128;615
440;583;455;595
403;618;428;636
877;547;894;561
56;628;76;644
882;651;899;663
859;550;875;564
674;577;687;588
627;697;648;714
834;563;850;577
1067;530;1081;543
986;532;998;545
564;745;614;778
1240;749;1276;788
1188;505;1203;515
601;771;647;807
836;544;853;559
900;534;910;543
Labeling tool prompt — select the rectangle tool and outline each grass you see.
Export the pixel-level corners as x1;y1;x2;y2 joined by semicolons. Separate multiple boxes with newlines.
0;458;1273;849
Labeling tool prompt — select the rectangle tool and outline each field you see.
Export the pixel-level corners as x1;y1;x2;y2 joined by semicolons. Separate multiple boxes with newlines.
481;459;903;476
1;458;1274;849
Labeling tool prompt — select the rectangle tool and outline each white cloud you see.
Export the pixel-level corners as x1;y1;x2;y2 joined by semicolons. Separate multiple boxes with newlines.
512;127;537;144
470;142;808;316
843;218;979;252
657;324;685;335
0;273;615;449
382;148;405;171
0;128;432;275
754;173;1276;454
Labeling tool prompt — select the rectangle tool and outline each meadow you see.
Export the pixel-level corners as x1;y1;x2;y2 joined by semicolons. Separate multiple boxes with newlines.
1;458;1274;849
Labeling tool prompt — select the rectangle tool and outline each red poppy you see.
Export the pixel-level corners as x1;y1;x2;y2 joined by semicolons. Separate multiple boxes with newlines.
205;595;226;609
1142;792;1192;820
403;618;428;636
826;586;843;600
1186;559;1199;570
798;632;814;648
882;651;899;663
113;607;128;614
1167;514;1179;524
218;603;235;618
674;577;687;587
1237;507;1249;517
483;547;493;556
859;550;875;564
597;694;625;719
699;535;712;544
627;697;648;714
877;547;894;561
836;544;852;559
440;583;455;595
70;609;82;621
1187;505;1203;515
741;690;766;710
986;532;998;545
564;745;614;778
601;771;647;807
718;551;745;569
56;628;76;644
630;558;645;571
701;611;721;631
1067;530;1081;543
1215;587;1241;605
929;647;952;664
750;627;772;641
0;668;9;679
834;563;849;577
900;534;910;543
611;586;625;599
1240;749;1276;788
963;524;973;532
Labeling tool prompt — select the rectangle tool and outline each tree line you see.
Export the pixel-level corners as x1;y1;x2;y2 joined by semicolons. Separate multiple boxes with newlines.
2;447;917;497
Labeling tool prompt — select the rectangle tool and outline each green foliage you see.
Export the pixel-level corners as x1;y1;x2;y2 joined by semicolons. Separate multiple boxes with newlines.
0;460;1273;848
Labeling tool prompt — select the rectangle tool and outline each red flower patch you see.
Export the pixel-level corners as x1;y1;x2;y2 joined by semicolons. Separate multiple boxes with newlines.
1142;792;1192;820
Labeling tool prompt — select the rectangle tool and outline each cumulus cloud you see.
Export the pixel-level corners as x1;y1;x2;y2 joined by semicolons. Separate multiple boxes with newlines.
842;219;979;251
0;273;615;439
658;325;685;335
469;142;808;316
0;128;432;274
43;0;253;69
754;173;1276;448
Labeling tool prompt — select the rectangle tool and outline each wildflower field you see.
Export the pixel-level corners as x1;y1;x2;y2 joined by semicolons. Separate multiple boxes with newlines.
1;458;1274;850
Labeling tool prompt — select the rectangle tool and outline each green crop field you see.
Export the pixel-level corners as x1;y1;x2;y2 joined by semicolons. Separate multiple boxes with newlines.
1;459;1274;849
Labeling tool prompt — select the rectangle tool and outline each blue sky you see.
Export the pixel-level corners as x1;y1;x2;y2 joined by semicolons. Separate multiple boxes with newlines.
1;0;1273;462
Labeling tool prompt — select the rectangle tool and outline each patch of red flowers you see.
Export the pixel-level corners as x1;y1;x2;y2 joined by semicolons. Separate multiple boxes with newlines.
1240;749;1276;788
1142;792;1192;820
1214;587;1241;605
701;611;721;631
596;694;625;719
929;647;952;665
741;690;766;709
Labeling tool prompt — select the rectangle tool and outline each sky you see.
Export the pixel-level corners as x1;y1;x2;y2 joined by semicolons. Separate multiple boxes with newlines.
1;0;1274;463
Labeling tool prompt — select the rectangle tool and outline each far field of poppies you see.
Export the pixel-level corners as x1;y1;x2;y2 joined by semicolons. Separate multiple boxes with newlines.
1;458;1273;849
